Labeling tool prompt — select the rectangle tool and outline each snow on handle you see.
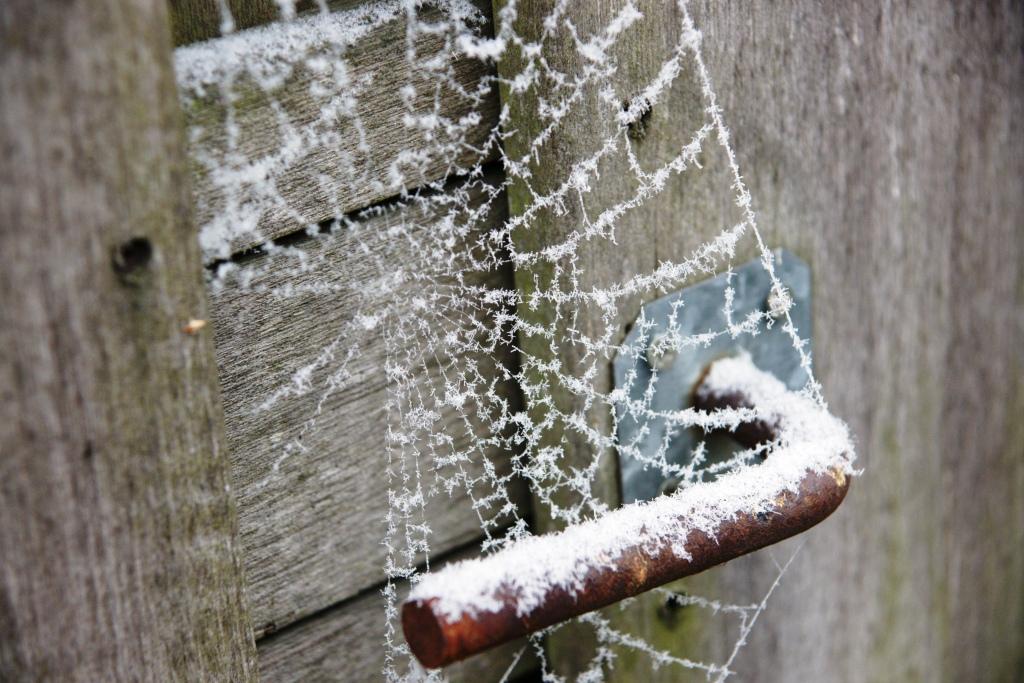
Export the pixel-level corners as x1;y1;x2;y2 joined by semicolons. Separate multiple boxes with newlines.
403;355;854;668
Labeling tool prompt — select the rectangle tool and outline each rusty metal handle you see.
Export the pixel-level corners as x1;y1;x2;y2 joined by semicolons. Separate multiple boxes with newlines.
402;356;853;669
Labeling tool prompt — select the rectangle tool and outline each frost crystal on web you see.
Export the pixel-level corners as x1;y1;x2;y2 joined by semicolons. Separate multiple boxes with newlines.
174;1;855;680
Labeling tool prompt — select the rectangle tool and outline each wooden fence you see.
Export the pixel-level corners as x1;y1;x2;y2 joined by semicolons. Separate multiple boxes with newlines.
2;1;1022;681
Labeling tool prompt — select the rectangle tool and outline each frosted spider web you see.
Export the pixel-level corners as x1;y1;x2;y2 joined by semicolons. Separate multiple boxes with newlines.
173;1;855;681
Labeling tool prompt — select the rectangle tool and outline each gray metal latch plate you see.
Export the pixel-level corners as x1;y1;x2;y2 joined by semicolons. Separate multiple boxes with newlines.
613;249;813;504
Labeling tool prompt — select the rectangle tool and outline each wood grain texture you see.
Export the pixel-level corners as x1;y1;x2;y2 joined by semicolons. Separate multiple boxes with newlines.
169;0;367;46
495;0;756;674
209;184;526;638
168;0;278;46
258;546;538;682
499;1;1024;681
688;2;1024;681
176;0;499;261
0;1;258;680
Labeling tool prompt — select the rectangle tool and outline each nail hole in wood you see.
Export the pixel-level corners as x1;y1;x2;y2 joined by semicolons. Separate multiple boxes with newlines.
657;590;691;627
112;237;153;277
623;96;653;140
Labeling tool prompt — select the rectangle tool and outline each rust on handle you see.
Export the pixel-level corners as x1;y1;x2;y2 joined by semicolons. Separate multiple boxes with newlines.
402;357;853;669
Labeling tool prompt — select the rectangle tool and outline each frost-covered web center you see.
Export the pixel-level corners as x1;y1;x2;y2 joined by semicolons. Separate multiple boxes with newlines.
174;0;854;680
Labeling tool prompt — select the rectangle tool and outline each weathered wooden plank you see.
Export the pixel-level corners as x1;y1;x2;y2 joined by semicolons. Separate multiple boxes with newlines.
209;183;526;637
175;0;499;261
0;1;258;680
686;2;1024;681
495;0;752;675
498;0;1024;681
258;546;538;682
